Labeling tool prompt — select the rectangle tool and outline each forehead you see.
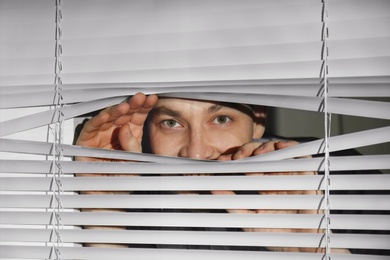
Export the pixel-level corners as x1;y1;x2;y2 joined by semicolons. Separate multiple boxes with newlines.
155;97;218;109
155;97;252;114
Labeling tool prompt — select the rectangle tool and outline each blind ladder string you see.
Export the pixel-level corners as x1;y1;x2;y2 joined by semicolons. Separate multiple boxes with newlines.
321;0;332;258
48;0;64;259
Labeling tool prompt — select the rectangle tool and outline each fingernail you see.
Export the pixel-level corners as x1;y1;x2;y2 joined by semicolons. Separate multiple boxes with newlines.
234;150;243;159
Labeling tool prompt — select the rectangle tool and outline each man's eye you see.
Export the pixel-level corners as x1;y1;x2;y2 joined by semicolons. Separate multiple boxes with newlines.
213;116;231;124
162;119;180;128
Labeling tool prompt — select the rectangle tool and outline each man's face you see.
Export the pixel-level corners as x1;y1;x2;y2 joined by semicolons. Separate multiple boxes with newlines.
147;98;265;160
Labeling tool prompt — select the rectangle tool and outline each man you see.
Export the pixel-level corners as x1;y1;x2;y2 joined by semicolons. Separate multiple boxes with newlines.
75;93;347;253
76;92;292;162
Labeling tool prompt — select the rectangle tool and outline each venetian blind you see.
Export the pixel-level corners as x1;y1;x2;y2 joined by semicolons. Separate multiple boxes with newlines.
0;0;389;259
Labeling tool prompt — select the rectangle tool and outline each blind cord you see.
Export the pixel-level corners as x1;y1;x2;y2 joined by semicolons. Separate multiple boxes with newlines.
48;0;64;258
321;0;332;259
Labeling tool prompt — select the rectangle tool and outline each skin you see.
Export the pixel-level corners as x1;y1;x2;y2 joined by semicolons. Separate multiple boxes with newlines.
76;93;349;253
147;97;266;159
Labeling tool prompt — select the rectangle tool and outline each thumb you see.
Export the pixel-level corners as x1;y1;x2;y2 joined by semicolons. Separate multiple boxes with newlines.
118;124;142;152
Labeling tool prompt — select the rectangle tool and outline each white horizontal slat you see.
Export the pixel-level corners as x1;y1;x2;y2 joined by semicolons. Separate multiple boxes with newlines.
0;79;321;94
2;228;389;250
6;14;388;59
0;57;55;77
0;74;54;86
0;40;55;59
0;96;126;137
0;228;332;248
0;22;55;42
0;194;322;209
1;194;389;211
330;214;390;230
61;3;321;38
2;212;389;231
3;76;389;94
0;212;326;229
4;245;383;260
1;154;390;175
1;175;322;191
2;126;389;163
0;139;193;163
330;155;390;172
61;0;317;22
2;83;389;109
1;91;389;137
3;37;376;75
1;155;389;175
329;37;390;60
329;17;390;40
329;174;390;190
328;84;390;97
163;92;390;120
329;57;390;78
328;0;390;21
0;0;54;24
2;42;321;77
61;61;322;84
60;42;320;74
329;76;390;84
246;126;390;162
1;175;389;192
59;23;322;56
0;157;321;174
331;233;390;250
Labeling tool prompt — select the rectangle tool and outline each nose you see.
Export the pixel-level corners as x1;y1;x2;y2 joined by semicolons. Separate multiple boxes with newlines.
179;129;214;160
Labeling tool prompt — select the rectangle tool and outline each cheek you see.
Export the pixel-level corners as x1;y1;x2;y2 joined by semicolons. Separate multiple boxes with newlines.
219;132;252;149
210;125;253;152
149;130;182;156
230;119;254;142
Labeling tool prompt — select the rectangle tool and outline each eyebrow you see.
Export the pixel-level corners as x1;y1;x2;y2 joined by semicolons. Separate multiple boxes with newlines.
153;104;234;118
151;103;252;118
150;106;182;118
207;104;224;114
208;102;254;116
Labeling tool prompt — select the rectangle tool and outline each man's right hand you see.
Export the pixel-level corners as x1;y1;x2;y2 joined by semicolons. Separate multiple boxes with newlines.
75;92;158;161
74;93;158;248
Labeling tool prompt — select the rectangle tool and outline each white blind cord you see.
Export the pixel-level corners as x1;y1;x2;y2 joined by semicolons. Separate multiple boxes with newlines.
49;0;64;258
321;0;332;258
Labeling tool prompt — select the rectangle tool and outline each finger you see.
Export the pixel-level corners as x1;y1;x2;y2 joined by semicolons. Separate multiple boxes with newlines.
118;124;142;152
275;140;299;150
80;109;113;135
104;93;156;127
108;93;146;126
99;93;148;127
115;94;158;151
80;98;133;136
211;190;235;195
77;94;158;149
216;154;233;161
275;141;314;159
123;93;158;127
252;141;277;156
232;142;262;160
110;95;158;142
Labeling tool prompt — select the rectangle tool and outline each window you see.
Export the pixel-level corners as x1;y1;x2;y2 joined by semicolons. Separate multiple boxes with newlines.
1;0;389;259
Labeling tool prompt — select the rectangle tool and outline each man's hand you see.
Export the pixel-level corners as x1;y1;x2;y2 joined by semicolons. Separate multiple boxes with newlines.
214;140;326;252
76;92;158;159
74;93;158;247
216;140;301;161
